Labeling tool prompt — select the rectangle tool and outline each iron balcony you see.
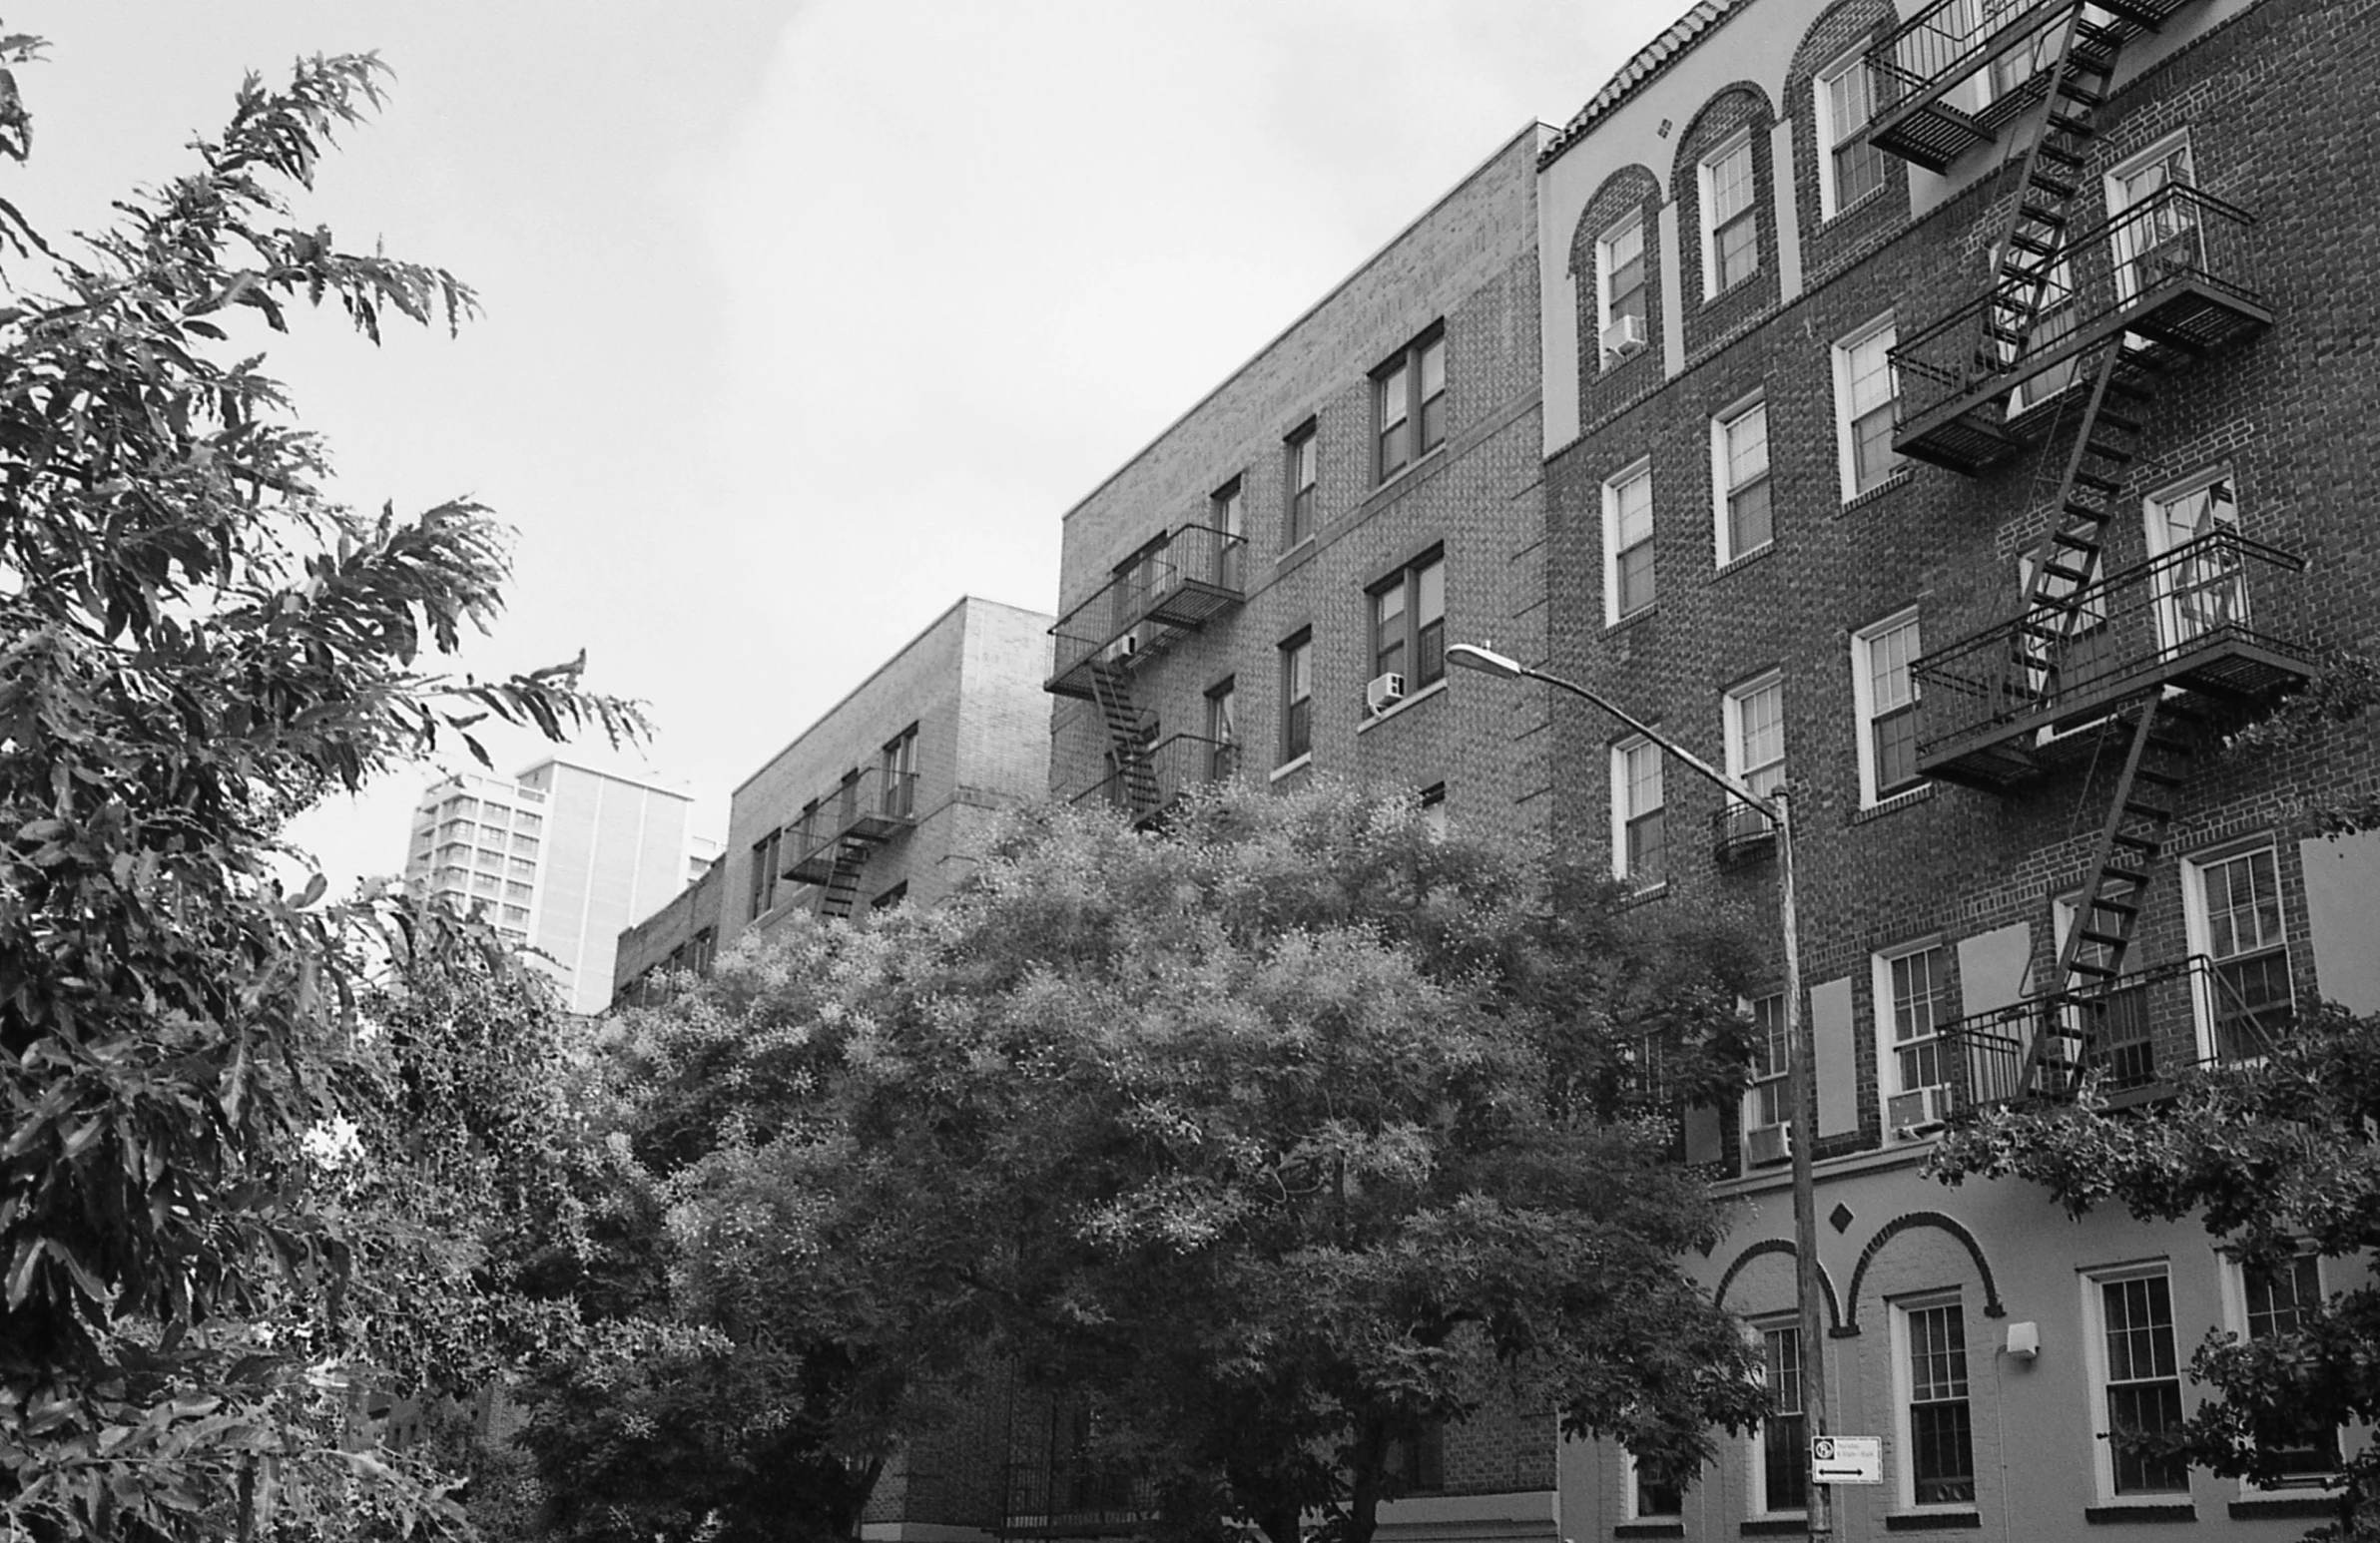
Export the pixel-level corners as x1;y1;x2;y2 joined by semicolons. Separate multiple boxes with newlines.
1911;530;2313;789
781;766;920;885
1046;523;1247;699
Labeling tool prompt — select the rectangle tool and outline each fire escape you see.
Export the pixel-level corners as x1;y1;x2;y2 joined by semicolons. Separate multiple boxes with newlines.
1863;0;2315;1106
1046;522;1246;829
782;766;919;919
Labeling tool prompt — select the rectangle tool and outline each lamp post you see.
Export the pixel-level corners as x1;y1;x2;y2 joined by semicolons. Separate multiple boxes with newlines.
1446;643;1829;1543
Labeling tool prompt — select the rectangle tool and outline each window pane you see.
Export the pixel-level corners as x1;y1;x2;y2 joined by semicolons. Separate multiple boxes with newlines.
1614;468;1654;547
1617;542;1656;616
1709;140;1755;225
1717;213;1759;288
1847;327;1899;418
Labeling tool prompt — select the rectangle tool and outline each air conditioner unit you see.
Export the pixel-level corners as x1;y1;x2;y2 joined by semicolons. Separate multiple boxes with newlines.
1745;1123;1791;1166
1100;630;1140;666
1887;1085;1954;1137
1365;672;1407;715
1600;313;1647;365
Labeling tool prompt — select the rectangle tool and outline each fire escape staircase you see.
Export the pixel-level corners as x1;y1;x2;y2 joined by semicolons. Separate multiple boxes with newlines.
1087;658;1161;823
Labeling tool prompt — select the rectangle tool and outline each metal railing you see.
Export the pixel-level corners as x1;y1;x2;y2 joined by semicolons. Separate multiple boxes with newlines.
1711;799;1777;865
1911;530;2306;759
1003;1465;1159;1535
1047;523;1246;694
1866;0;2080;113
1069;734;1238;825
1891;185;2262;428
1939;954;2289;1112
782;766;920;883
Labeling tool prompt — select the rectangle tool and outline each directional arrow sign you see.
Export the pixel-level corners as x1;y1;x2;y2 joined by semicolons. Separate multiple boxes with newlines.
1809;1434;1883;1484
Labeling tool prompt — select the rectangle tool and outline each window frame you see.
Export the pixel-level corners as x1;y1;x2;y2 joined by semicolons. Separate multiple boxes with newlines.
1206;677;1238;780
1833;313;1904;501
881;723;919;818
1210;474;1246;591
1853;607;1925;807
1596;213;1649;366
1603;457;1656;625
1753;1316;1810;1517
1724;670;1786;844
1699;129;1762;299
1283;420;1319;551
1623;1446;1686;1522
1610;734;1666;890
1742;991;1791;1164
748;827;782;920
1712;394;1774;565
1890;1292;1977;1512
1875;937;1953;1137
2082;1264;2191;1501
1278;631;1314;769
2221;1250;2343;1492
1373;327;1448;484
1816;42;1889;221
2105;129;2197;305
1367;549;1446;702
2180;837;2293;1064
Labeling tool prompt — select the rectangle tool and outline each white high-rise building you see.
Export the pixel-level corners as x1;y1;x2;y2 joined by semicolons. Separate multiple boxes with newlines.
402;756;714;1015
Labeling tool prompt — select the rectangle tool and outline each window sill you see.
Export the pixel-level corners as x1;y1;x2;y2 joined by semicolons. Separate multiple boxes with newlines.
1355;677;1447;735
1614;1524;1683;1540
1597;346;1653;379
1852;783;1935;824
1841;467;1916;514
1711;543;1777;582
1276;536;1317;570
1606;604;1659;636
1740;1516;1809;1535
1884;1509;1983;1531
2229;1496;2340;1520
1269;753;1313;783
1700;272;1761;311
1820;186;1887;229
1372;444;1447;495
2082;1502;2196;1524
1616;880;1669;908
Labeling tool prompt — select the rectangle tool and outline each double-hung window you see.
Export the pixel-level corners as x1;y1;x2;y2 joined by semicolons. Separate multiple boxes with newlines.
2090;1269;2188;1497
1206;678;1238;780
1370;552;1446;698
749;828;782;919
1597;215;1648;366
1758;1321;1809;1514
1374;328;1447;482
2108;131;2197;303
1627;1451;1685;1521
881;725;918;818
1743;992;1790;1162
2237;1254;2340;1483
1611;736;1665;888
1604;459;1655;623
1210;476;1245;591
1279;633;1313;768
1854;609;1924;804
1714;398;1773;562
1701;133;1761;297
1284;422;1319;550
1899;1298;1976;1506
1880;940;1951;1132
1835;316;1903;499
1818;44;1888;219
2186;842;2291;1061
1723;672;1784;853
2147;471;2245;651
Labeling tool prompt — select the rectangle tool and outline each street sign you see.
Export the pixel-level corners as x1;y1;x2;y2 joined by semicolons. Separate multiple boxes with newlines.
1809;1434;1883;1485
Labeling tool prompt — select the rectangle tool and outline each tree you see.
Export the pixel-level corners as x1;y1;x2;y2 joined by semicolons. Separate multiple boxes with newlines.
1931;1001;2380;1541
0;36;641;1540
579;782;1766;1543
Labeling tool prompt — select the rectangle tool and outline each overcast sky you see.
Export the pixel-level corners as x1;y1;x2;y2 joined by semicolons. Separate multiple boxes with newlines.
10;0;1683;890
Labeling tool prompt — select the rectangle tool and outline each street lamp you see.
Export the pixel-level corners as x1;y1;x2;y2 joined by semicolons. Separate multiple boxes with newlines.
1446;643;1830;1543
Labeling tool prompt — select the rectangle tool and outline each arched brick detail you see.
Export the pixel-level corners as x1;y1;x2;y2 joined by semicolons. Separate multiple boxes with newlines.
1567;165;1664;413
1838;1210;2008;1336
1713;1237;1843;1334
1784;0;1909;272
1667;82;1780;357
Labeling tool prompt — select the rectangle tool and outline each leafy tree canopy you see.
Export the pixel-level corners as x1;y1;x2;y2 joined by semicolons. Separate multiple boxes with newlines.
1933;1002;2380;1541
552;783;1767;1543
0;34;640;1540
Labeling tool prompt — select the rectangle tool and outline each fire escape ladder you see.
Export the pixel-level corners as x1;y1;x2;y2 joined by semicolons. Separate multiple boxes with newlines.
1087;657;1160;816
2022;694;2193;1096
820;841;870;920
1973;12;2121;375
2005;346;2157;710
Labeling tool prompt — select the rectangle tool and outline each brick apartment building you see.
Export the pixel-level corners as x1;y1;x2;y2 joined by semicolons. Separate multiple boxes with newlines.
1518;0;2380;1538
612;595;1052;1002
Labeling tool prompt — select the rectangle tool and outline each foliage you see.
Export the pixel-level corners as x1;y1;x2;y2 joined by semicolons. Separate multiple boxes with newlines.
0;35;640;1541
559;782;1764;1543
1931;1002;2380;1541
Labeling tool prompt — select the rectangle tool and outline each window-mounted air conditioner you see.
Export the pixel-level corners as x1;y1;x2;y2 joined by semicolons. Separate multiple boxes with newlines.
1745;1123;1791;1166
1100;630;1141;666
1887;1085;1953;1137
1365;672;1407;715
1600;313;1648;366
